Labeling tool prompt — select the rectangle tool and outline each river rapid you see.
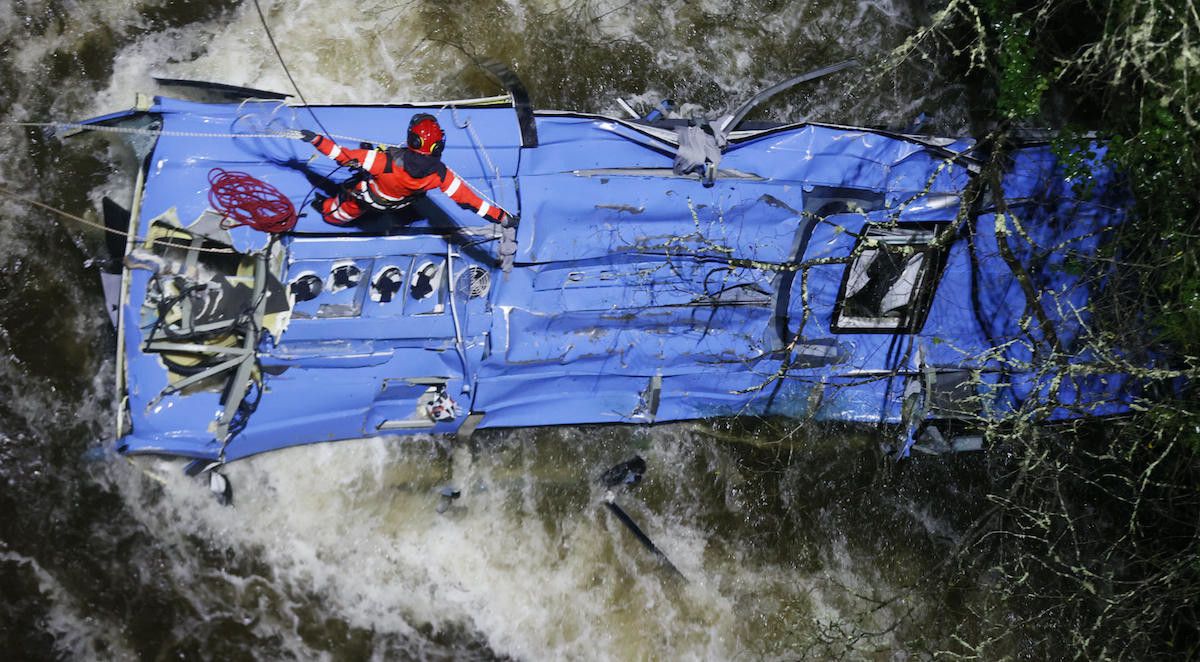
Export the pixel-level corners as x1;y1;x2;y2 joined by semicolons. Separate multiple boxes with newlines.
0;1;990;659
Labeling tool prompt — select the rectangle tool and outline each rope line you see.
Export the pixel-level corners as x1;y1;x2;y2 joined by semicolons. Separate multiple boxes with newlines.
4;120;296;140
3;119;397;151
250;0;333;140
0;185;238;254
450;105;504;201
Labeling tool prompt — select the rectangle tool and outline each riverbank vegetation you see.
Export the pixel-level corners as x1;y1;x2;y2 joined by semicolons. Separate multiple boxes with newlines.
881;0;1200;657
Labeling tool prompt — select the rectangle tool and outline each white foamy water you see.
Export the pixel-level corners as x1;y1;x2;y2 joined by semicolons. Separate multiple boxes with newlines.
0;1;972;658
108;426;919;660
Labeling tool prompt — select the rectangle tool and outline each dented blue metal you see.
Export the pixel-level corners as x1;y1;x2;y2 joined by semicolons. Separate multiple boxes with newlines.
92;97;1132;462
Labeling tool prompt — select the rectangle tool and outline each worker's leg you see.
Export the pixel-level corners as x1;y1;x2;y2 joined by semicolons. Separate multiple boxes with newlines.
319;192;366;225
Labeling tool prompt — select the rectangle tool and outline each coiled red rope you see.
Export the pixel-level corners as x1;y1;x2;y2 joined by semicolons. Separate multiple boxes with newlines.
207;168;297;233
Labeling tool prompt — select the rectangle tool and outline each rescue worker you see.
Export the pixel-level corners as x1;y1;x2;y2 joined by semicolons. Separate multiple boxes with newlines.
297;113;518;228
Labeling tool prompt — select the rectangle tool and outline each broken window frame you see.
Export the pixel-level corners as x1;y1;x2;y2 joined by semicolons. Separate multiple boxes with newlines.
831;222;948;333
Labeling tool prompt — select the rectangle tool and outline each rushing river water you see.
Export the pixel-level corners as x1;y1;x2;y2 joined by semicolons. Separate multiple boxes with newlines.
0;1;992;658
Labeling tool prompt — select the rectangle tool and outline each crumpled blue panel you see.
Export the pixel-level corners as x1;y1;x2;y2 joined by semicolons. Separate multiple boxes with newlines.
95;100;1138;461
498;306;775;370
514;175;809;264
722;125;973;194
519;116;675;174
517;256;778;312
470;373;650;427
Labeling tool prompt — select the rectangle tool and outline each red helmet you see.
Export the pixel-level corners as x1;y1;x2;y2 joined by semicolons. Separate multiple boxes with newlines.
407;113;445;156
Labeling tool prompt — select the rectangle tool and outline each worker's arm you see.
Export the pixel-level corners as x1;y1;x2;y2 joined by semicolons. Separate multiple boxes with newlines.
436;166;517;226
298;130;385;174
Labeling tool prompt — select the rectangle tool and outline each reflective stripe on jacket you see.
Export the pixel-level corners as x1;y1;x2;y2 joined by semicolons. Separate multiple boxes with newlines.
308;135;509;222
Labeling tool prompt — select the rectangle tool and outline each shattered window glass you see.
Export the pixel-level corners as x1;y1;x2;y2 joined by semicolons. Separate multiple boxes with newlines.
833;224;942;332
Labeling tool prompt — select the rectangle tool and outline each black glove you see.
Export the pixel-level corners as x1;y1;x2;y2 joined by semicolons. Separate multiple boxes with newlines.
298;129;318;144
500;212;520;229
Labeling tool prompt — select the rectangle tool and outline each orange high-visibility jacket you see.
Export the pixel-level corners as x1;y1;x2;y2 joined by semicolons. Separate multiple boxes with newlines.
308;134;510;223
